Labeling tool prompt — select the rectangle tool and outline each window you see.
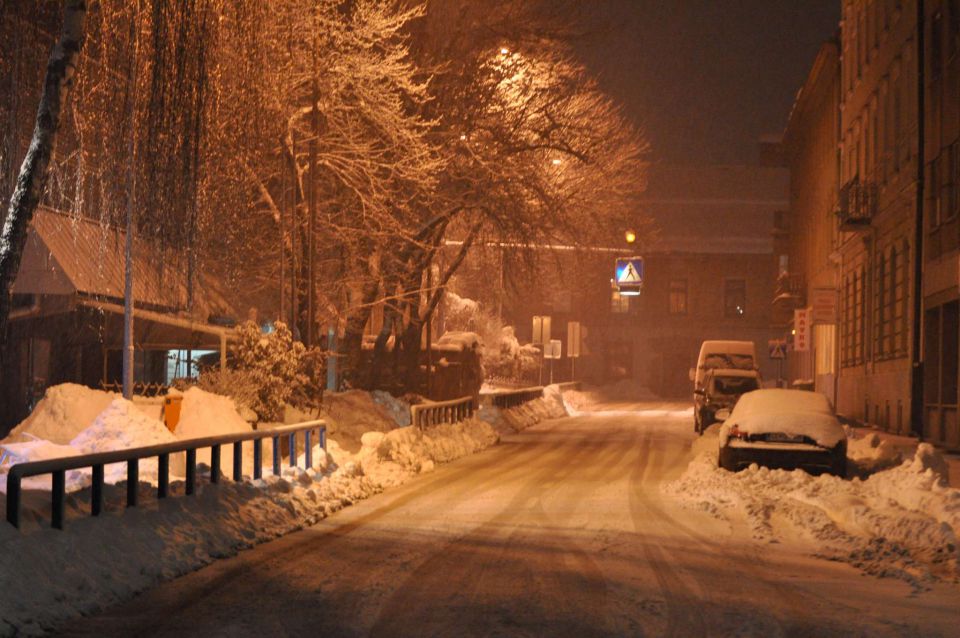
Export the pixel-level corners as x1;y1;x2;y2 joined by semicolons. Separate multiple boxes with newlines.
669;279;687;315
874;252;886;356
723;279;746;319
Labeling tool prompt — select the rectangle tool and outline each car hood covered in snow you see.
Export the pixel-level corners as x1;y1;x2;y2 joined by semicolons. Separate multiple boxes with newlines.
719;389;846;448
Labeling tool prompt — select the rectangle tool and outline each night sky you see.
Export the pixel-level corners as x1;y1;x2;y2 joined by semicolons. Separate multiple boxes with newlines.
577;1;840;166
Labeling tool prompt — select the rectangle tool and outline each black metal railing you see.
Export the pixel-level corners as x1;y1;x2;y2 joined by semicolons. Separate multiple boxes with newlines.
5;420;326;530
837;178;877;230
482;386;544;409
410;396;475;430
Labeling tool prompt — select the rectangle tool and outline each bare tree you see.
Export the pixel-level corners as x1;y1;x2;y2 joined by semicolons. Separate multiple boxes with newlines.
0;0;86;346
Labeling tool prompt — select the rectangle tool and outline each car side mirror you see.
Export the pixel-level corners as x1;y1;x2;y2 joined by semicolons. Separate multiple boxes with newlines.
714;408;731;421
688;368;696;382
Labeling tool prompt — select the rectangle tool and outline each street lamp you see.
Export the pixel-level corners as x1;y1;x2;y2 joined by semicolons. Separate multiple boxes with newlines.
624;229;636;244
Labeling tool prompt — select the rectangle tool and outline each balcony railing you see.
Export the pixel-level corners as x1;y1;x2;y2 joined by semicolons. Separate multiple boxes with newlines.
773;273;804;307
836;178;877;231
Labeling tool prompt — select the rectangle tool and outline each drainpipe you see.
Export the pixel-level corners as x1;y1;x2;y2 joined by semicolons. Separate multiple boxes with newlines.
910;0;926;438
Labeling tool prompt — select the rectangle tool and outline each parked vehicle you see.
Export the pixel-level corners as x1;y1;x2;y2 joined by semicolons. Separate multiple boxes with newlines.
690;340;759;432
717;389;847;476
689;340;758;388
694;368;760;434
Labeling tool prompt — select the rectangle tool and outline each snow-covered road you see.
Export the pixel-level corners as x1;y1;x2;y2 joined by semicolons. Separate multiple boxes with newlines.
57;404;960;637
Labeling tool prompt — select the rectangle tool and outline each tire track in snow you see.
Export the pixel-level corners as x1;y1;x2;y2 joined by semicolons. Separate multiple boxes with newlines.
368;425;614;637
628;427;709;638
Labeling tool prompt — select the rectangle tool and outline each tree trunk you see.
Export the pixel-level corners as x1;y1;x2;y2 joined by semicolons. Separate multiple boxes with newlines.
0;0;86;348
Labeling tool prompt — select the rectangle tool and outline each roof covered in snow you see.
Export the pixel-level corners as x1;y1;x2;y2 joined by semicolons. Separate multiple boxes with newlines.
12;207;234;319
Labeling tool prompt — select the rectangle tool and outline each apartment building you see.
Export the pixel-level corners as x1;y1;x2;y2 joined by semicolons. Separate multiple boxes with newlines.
836;0;919;434
779;40;842;406
921;0;960;448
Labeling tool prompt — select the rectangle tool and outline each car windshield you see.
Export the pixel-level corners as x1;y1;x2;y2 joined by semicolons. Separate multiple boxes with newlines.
703;353;755;370
712;375;759;395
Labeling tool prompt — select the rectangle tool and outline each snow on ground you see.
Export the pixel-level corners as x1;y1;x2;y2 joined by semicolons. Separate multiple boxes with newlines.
0;385;563;636
663;425;960;592
3;384;118;445
478;385;568;435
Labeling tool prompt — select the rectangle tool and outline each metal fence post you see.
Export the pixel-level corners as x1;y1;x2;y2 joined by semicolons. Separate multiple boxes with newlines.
127;459;139;507
6;474;20;528
157;454;169;498
272;436;281;476
233;441;243;481
92;464;104;515
210;444;221;484
288;432;296;468
52;470;66;530
320;427;326;450
253;439;263;480
305;430;312;469
186;449;196;495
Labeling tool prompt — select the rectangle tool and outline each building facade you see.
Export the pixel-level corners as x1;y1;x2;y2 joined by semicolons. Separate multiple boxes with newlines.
491;163;788;398
921;0;960;448
779;40;842;406
836;0;920;434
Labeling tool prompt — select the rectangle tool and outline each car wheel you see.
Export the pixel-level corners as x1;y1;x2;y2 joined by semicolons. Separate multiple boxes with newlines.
718;446;735;471
830;455;847;478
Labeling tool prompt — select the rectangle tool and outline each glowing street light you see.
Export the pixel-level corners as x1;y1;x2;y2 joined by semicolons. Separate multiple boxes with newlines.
625;229;636;244
551;158;562;166
500;47;510;55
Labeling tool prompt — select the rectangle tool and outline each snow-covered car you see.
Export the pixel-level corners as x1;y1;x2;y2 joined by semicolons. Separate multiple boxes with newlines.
717;389;847;476
694;368;760;434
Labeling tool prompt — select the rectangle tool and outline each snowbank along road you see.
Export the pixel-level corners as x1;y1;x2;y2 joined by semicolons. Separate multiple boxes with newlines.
58;402;960;637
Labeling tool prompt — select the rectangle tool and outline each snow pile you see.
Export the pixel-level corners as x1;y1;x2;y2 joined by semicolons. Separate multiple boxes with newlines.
174;387;251;439
479;384;568;435
371;390;411;427
846;428;903;475
435;330;481;352
344;418;500;488
664;429;960;590
71;399;176;454
320;390;401;453
69;399;179;487
4;384;117;445
562;379;659;411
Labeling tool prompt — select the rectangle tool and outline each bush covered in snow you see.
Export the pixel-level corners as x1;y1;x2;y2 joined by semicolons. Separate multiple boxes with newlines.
228;320;307;421
443;292;538;382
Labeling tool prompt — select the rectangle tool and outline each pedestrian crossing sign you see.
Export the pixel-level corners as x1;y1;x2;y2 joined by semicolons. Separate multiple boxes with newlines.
768;339;787;359
615;257;644;295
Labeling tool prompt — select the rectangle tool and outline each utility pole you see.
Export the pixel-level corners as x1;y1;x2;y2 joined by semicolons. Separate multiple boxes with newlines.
122;0;141;400
911;0;926;438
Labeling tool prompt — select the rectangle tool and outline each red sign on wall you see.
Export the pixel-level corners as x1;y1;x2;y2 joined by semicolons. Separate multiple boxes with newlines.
794;308;811;352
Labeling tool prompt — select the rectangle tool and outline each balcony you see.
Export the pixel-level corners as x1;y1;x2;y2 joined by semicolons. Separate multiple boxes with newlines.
772;273;804;326
773;273;804;307
836;178;876;231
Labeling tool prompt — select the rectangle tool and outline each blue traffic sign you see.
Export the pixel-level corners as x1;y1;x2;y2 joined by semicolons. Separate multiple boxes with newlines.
615;257;644;295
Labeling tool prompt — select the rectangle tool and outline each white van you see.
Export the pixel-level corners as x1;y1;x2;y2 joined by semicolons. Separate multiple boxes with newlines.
689;340;758;389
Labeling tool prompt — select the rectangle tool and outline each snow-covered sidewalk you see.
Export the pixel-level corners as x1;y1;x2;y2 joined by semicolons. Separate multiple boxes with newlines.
845;424;960;488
